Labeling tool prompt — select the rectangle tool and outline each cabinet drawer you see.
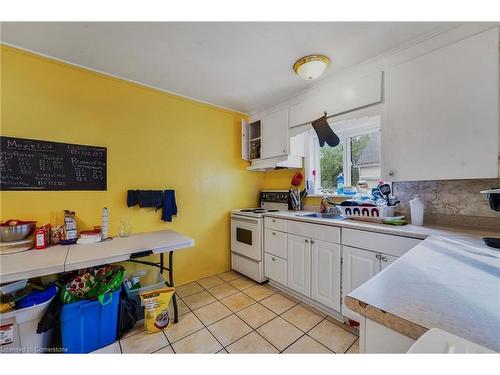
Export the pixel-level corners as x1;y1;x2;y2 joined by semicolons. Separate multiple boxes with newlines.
265;217;287;232
264;253;287;285
288;220;340;243
264;229;287;259
342;228;421;257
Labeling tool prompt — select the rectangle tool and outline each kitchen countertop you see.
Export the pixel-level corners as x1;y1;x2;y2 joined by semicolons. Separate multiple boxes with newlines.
263;210;500;351
263;210;500;239
346;235;500;352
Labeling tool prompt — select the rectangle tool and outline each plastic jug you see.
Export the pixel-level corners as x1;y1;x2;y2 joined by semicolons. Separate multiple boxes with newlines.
336;173;344;195
409;196;424;226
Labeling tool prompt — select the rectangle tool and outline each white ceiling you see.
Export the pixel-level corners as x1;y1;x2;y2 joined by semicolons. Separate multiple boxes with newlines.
0;22;460;113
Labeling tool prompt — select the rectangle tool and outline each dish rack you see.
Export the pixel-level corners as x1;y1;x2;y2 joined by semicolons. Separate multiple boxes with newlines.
338;205;396;219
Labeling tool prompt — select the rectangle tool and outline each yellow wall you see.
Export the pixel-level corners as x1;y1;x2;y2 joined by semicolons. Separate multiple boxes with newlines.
0;45;264;285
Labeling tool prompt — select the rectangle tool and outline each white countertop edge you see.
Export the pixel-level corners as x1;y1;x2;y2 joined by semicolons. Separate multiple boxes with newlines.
151;240;195;254
64;240;195;271
0;265;65;284
64;254;133;272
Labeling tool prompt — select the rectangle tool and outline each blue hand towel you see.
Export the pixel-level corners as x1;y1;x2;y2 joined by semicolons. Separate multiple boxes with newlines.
127;190;162;208
162;190;177;222
137;190;163;208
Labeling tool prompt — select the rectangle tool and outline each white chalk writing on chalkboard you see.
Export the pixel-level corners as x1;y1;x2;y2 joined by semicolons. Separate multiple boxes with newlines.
0;136;107;191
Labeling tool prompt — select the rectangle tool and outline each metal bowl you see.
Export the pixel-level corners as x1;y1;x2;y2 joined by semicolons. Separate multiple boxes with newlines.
0;222;36;242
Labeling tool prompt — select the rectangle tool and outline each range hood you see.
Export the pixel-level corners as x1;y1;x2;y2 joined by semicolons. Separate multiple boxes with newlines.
247;155;302;171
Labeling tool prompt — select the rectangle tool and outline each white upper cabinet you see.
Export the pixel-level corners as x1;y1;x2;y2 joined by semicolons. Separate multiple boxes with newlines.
241;119;249;160
289;71;383;128
383;28;500;181
261;108;289;159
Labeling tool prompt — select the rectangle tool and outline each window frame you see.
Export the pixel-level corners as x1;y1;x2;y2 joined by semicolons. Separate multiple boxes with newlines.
304;116;381;197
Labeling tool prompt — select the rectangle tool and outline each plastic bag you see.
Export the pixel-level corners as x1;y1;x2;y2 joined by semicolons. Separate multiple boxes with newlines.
61;265;124;305
140;288;175;333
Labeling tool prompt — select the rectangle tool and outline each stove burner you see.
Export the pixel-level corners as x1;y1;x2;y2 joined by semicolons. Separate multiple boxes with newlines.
267;209;279;212
240;209;255;212
253;209;266;213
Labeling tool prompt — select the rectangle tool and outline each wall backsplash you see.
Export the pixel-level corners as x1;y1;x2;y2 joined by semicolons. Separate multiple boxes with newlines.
392;179;500;229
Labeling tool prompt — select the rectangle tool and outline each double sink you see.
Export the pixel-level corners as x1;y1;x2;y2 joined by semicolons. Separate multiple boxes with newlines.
295;212;346;221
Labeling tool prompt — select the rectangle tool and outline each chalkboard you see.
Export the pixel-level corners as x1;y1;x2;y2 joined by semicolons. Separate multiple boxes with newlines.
0;136;107;191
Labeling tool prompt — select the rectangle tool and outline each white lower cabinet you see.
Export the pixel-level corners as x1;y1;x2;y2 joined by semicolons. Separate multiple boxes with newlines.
287;234;311;297
341;246;380;320
361;317;416;353
264;253;287;285
264;228;287;259
263;218;416;319
311;239;341;311
380;254;398;270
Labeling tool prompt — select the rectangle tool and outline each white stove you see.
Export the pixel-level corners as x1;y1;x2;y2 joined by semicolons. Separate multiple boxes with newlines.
231;208;281;218
230;190;290;282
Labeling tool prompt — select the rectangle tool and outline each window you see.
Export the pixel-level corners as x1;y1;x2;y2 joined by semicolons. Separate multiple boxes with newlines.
304;116;381;195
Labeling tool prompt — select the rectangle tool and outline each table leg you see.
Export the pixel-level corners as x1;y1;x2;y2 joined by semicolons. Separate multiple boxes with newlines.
160;252;179;323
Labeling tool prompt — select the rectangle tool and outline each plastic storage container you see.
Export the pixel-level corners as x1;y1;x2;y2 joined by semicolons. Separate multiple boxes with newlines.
123;269;166;320
410;196;424;226
60;288;120;353
0;295;55;353
0;279;28;295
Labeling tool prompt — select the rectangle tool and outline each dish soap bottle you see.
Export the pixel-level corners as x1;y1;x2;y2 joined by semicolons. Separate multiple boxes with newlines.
336;173;344;195
409;196;424;226
101;207;109;240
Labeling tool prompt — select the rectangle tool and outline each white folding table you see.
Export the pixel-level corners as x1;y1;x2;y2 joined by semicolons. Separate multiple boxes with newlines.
0;230;195;323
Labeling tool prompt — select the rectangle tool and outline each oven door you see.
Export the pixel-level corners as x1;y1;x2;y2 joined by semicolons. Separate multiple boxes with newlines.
230;215;262;261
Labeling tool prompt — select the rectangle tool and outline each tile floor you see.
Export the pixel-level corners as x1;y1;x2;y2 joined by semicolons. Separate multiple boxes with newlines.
94;270;359;354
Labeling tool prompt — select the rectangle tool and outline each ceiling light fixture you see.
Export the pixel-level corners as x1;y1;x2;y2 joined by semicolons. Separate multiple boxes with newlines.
293;55;330;81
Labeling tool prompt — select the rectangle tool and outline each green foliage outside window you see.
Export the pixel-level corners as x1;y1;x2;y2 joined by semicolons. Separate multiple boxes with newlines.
319;134;370;192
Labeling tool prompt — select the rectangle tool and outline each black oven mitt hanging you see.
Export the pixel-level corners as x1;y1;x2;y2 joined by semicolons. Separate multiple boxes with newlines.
311;115;340;147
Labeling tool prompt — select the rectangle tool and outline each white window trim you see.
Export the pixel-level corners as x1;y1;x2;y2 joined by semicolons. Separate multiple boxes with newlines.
304;116;381;197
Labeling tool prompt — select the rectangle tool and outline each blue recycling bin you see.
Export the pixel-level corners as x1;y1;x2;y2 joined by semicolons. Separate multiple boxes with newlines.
60;289;120;353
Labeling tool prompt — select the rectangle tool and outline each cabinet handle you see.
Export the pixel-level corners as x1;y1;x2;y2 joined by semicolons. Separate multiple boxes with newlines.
272;232;276;235
381;256;388;262
388;170;395;177
271;257;276;261
272;219;276;223
375;254;381;259
305;239;309;243
310;240;315;244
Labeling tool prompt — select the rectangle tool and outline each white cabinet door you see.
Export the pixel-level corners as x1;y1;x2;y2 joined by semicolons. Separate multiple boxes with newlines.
241;119;249;160
289;71;383;128
383;28;499;181
261;108;289;159
311;239;341;311
264;253;287;286
380;254;398;270
342;246;380;320
264;228;287;259
287;234;311;297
